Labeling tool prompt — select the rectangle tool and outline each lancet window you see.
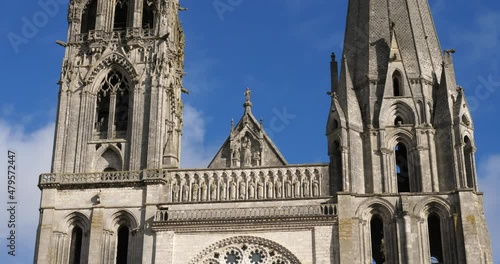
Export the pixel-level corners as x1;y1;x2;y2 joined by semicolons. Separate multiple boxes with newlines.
95;70;130;139
116;225;129;264
68;225;83;264
113;0;130;30
142;0;155;29
81;0;97;33
428;213;444;263
395;142;410;192
393;71;403;96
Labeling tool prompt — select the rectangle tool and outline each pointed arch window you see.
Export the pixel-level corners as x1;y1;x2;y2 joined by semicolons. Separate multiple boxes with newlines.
428;213;444;263
395;142;410;192
393;71;403;96
95;70;130;139
142;0;155;29
69;225;83;264
116;225;129;264
332;140;343;192
370;215;386;264
81;0;97;33
114;0;130;30
464;136;475;188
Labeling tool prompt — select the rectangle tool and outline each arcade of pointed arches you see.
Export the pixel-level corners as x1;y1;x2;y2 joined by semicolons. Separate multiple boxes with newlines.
355;197;455;264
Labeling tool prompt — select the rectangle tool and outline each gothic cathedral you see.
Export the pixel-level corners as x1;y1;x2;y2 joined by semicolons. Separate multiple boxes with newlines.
34;0;493;263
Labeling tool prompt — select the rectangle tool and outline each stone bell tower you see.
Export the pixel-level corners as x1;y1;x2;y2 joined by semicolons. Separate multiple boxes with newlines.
327;0;493;263
35;0;185;263
52;0;185;174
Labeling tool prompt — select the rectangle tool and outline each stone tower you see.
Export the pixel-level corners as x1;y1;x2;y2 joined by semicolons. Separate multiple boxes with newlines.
327;0;493;263
52;0;185;174
35;0;185;263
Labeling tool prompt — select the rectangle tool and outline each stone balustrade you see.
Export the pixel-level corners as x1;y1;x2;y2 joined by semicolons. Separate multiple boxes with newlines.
39;165;329;202
75;28;156;43
154;204;337;222
39;170;142;187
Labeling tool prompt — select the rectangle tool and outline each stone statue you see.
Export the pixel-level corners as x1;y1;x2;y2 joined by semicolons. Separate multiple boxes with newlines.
267;180;274;198
200;181;207;201
285;180;292;198
303;180;310;197
242;137;252;167
172;183;180;202
293;179;300;197
257;181;264;199
210;181;217;200
245;87;251;102
230;180;237;200
239;181;246;199
192;182;199;201
253;151;261;166
312;179;320;197
232;148;241;167
220;181;227;200
275;180;283;198
182;182;189;202
248;182;255;199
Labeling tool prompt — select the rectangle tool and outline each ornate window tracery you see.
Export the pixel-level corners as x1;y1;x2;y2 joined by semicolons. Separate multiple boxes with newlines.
190;236;301;264
95;69;130;139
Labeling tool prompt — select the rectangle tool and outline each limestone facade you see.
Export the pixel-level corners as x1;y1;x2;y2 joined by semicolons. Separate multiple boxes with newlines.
34;0;493;263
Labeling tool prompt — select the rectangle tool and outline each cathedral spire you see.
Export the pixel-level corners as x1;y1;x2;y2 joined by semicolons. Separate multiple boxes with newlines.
343;0;442;83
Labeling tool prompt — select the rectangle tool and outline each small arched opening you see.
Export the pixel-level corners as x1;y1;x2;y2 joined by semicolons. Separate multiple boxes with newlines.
464;136;474;188
81;0;97;34
114;0;130;30
370;215;386;264
394;116;403;126
393;71;403;96
395;142;410;192
116;225;129;264
428;213;444;263
142;0;155;29
332;140;343;191
68;225;83;264
332;119;339;130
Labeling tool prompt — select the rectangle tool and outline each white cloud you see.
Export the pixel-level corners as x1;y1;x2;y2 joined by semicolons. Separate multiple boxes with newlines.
180;104;215;168
0;119;55;262
478;155;500;262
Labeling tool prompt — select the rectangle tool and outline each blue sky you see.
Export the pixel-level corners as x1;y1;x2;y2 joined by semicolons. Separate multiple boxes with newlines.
0;0;499;263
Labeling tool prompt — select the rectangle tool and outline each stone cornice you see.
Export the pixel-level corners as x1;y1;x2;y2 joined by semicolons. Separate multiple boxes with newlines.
152;204;337;232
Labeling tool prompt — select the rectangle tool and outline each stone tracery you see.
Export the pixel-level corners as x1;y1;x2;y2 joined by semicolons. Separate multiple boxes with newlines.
189;236;301;264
